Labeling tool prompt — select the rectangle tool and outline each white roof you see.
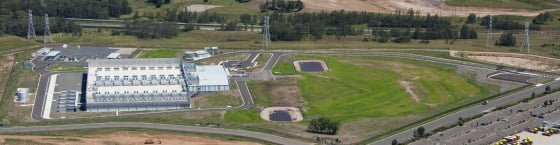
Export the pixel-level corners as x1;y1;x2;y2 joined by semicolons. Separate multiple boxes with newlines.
195;65;229;86
46;51;61;57
107;53;120;59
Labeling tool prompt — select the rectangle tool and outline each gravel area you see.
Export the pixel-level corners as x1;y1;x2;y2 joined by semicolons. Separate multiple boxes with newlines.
456;66;527;93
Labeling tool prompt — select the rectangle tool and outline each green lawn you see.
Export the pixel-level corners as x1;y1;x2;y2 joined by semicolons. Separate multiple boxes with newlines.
446;0;555;10
271;56;297;75
224;110;261;123
292;56;487;122
47;65;88;72
138;49;180;58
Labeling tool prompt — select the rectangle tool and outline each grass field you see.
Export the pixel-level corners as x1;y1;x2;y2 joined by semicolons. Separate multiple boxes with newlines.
138;49;181;58
123;0;258;20
224;110;261;123
271;56;298;75
0;36;40;53
276;55;490;122
0;50;39;125
47;65;88;72
446;0;556;10
193;93;242;109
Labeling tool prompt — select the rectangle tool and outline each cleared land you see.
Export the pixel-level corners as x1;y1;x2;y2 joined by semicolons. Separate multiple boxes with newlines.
298;0;560;16
0;130;262;145
246;78;304;108
446;0;557;10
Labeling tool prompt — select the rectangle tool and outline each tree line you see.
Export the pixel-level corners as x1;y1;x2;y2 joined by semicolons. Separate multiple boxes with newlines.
260;0;304;13
480;15;540;30
0;15;81;38
0;0;132;19
307;117;339;135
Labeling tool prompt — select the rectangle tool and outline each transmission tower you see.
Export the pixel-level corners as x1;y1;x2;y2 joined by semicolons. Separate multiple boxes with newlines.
262;15;270;51
27;9;36;40
43;14;53;46
521;22;531;53
486;15;493;48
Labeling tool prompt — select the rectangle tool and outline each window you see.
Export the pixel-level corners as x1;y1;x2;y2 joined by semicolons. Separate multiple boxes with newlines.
159;75;165;79
153;90;158;93
150;75;157;80
175;66;180;69
131;67;137;70
166;66;172;70
96;76;102;81
149;67;155;70
122;67;128;71
168;75;174;79
123;76;129;80
132;75;138;80
163;90;167;93
105;68;111;71
157;67;163;70
104;76;111;80
141;75;147;80
140;67;146;70
172;90;177;93
124;91;129;94
114;68;119;71
114;76;120;80
96;68;102;71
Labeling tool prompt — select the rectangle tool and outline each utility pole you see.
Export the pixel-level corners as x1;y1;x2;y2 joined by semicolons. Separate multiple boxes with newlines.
27;9;36;40
262;15;270;51
486;15;493;48
43;14;53;47
521;22;531;53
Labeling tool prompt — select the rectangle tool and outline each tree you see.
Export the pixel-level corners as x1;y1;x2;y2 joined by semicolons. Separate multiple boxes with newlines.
417;126;425;137
392;139;399;145
307;117;339;135
496;32;516;46
466;13;476;24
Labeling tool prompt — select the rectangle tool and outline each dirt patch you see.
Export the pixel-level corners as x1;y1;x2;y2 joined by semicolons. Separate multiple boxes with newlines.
268;78;305;107
186;4;223;12
0;131;261;145
451;51;560;72
399;80;420;103
298;0;559;17
259;107;304;122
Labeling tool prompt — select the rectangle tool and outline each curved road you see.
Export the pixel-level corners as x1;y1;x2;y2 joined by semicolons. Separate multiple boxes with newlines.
0;122;309;145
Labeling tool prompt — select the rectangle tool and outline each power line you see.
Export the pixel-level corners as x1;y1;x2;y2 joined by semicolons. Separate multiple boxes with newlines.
27;9;36;40
43;13;53;47
521;22;531;53
263;15;270;51
486;15;493;48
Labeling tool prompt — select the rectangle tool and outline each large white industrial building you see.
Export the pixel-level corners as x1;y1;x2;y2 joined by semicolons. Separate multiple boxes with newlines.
85;58;230;112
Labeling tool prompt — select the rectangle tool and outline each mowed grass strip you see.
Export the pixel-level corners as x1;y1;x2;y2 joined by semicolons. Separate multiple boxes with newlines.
224;110;261;123
139;49;180;58
298;56;482;122
47;66;88;72
446;0;554;10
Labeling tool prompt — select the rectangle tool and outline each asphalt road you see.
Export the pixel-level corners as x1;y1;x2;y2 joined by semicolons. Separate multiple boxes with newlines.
0;122;309;145
370;80;560;145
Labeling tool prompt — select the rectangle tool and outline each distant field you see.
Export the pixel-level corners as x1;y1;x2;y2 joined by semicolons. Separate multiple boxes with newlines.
123;0;257;20
138;49;181;58
286;56;488;122
0;36;39;53
446;0;555;10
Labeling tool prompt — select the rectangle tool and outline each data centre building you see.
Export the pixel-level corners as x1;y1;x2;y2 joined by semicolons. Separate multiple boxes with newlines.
85;58;230;112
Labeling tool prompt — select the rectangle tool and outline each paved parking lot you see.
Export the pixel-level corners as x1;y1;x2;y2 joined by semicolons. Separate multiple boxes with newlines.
412;91;560;145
